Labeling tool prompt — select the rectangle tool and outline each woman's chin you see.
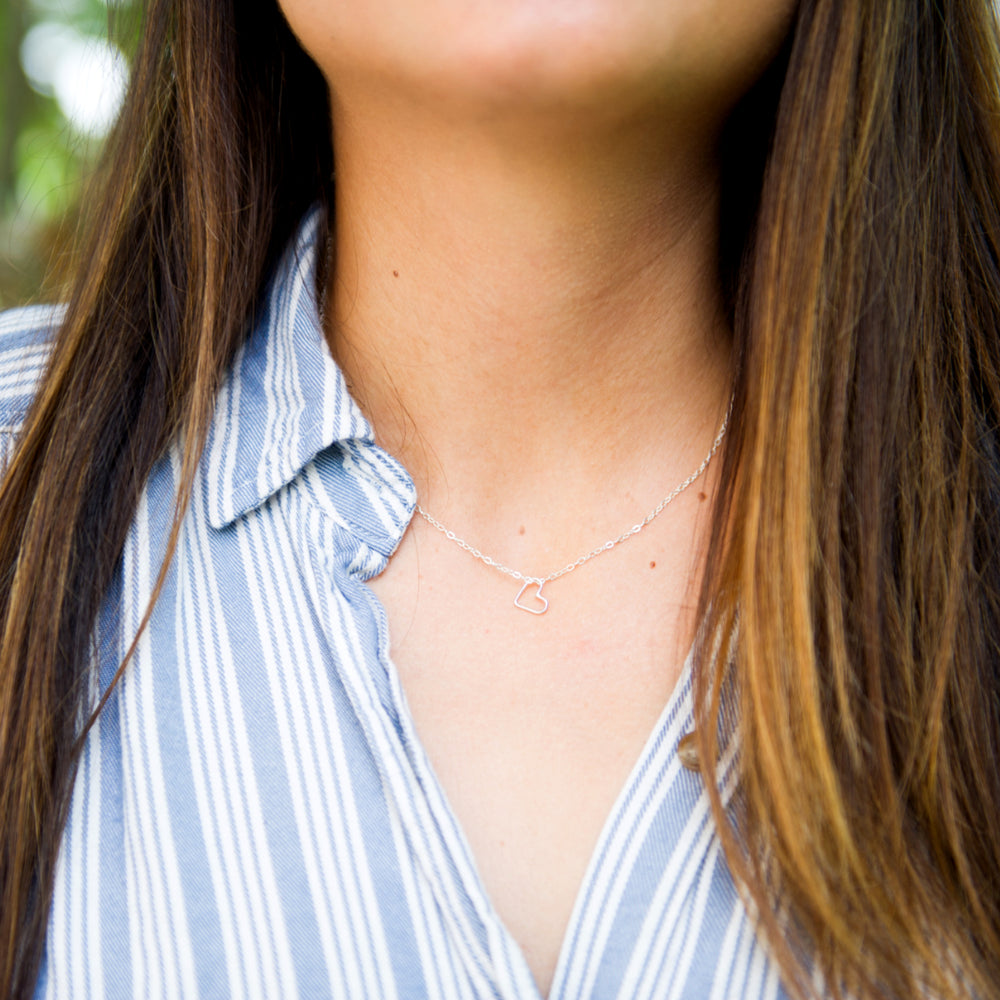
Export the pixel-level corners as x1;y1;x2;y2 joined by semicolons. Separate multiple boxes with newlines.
283;0;797;124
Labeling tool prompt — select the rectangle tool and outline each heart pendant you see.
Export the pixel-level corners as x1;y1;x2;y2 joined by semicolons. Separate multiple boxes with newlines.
514;580;549;615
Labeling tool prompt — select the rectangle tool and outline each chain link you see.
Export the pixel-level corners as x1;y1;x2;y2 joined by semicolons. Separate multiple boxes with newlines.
414;406;730;588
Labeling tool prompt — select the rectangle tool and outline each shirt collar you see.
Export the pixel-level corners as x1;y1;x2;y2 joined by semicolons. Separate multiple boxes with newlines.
203;208;377;530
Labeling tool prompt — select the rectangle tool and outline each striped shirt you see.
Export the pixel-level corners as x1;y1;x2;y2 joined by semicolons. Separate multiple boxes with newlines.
1;210;790;1000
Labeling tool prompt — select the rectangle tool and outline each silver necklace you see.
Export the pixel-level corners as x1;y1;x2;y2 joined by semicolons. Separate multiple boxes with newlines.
414;409;730;615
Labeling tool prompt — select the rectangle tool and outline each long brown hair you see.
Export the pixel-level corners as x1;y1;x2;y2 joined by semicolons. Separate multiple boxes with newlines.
701;0;1000;996
1;0;998;998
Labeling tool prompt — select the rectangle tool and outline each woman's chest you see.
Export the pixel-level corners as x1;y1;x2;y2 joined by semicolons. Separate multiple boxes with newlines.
370;574;693;992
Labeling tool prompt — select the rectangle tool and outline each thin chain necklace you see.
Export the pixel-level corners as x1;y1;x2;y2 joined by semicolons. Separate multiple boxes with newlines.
414;408;730;615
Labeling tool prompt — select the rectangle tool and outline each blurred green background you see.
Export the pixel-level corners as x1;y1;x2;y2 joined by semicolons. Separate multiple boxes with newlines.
0;0;132;309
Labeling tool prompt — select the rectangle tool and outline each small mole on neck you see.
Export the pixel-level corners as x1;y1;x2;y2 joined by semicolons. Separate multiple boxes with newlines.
649;561;657;569
518;525;526;536
392;270;399;277
698;492;707;502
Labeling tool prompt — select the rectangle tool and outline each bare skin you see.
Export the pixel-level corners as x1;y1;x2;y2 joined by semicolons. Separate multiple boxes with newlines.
275;2;797;993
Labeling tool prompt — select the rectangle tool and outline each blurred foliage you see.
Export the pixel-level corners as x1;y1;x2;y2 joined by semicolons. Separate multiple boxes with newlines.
0;0;135;309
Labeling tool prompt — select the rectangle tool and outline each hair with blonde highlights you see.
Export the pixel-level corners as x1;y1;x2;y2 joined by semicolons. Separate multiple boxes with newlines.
700;1;1000;997
1;1;998;998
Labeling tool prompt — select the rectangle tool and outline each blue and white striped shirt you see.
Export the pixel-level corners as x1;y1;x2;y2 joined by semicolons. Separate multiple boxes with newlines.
1;210;790;1000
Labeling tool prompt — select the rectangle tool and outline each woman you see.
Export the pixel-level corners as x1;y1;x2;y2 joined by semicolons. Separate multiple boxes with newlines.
1;0;998;997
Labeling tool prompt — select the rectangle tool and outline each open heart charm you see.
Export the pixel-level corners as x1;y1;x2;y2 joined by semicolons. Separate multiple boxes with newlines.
514;580;549;615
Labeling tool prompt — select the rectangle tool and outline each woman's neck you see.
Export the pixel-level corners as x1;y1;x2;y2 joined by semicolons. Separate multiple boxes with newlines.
326;90;733;535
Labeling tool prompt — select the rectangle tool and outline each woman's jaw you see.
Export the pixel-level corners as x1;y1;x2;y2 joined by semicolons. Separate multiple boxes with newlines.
278;0;797;129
